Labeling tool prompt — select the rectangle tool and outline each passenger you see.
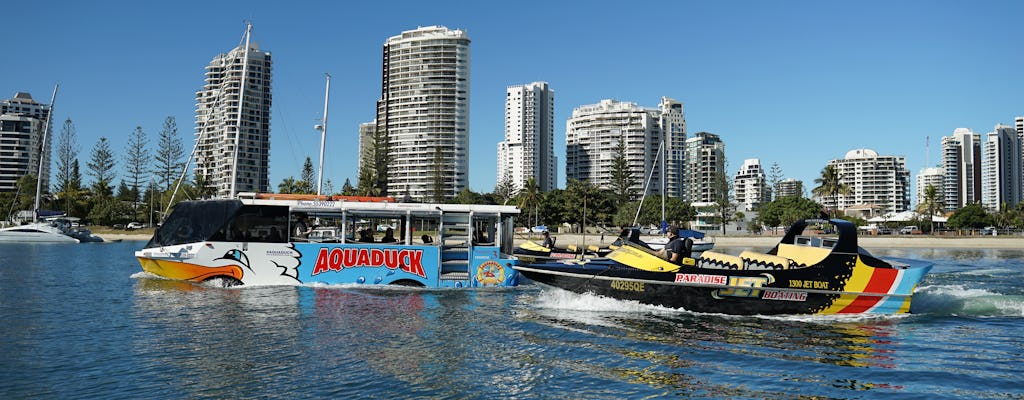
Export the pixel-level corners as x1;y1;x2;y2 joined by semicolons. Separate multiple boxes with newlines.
541;230;555;249
380;227;397;243
421;234;433;244
293;213;312;239
660;226;693;265
359;229;375;243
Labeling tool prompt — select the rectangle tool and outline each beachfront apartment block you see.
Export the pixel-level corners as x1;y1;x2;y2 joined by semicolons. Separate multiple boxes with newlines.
981;124;1022;212
565;98;686;200
916;167;944;208
0;92;52;193
941;128;982;212
376;26;470;200
498;82;556;192
734;158;771;211
194;27;273;198
819;148;911;214
683;132;726;204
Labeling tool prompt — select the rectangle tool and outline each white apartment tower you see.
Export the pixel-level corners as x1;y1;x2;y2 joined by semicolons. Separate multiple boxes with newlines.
0;92;53;193
194;26;272;198
565;98;686;198
497;82;556;192
733;158;770;211
981;124;1022;211
376;26;470;200
941;128;982;212
684;132;726;203
820;149;910;213
916;167;944;209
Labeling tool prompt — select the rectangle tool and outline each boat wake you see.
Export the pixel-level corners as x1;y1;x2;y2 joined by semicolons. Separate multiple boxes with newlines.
911;284;1024;317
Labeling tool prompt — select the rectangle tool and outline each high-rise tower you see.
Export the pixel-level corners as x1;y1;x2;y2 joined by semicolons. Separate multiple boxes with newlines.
497;82;556;192
194;24;272;198
0;92;53;193
376;26;470;200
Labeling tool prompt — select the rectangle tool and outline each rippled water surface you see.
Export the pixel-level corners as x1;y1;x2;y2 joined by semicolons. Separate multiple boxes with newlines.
1;242;1022;399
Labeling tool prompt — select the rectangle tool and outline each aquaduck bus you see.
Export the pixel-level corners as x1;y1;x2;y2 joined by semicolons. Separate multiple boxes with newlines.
135;193;521;288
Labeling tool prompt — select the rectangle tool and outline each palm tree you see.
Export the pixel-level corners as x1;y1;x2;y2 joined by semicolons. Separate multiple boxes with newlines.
517;177;540;235
916;184;942;234
812;165;850;219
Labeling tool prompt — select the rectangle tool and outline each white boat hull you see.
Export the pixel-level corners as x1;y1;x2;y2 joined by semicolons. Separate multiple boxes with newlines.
0;223;79;243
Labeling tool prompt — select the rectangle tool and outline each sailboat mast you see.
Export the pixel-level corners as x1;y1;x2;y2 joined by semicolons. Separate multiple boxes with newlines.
229;22;253;199
316;73;331;196
34;83;59;222
660;138;665;233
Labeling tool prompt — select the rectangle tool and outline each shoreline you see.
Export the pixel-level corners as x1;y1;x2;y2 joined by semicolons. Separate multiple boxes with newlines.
525;233;1024;250
101;233;1024;249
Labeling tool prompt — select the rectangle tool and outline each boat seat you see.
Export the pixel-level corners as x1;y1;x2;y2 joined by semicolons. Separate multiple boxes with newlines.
740;251;791;270
698;251;743;270
587;245;601;253
776;243;831;267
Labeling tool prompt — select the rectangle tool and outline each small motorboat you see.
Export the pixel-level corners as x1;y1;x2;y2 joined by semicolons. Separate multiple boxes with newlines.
514;218;933;315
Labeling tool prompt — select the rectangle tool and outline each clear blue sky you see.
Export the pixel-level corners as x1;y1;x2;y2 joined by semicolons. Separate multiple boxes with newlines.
3;1;1022;201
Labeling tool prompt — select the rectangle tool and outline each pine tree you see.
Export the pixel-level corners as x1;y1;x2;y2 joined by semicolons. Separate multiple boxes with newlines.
608;135;636;207
124;126;149;211
300;156;315;194
87;137;116;197
154;116;184;190
54;118;78;193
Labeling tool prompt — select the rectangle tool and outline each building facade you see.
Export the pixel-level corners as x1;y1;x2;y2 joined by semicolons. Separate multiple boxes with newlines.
376;26;470;200
357;121;375;179
916;167;944;209
941;128;982;212
194;28;273;198
0;92;53;193
683;132;726;204
776;178;803;198
497;82;556;192
981;124;1022;211
733;158;770;211
565;98;685;199
820;148;910;214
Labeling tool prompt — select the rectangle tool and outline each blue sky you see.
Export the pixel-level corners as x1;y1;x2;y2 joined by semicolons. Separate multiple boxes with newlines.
3;1;1022;201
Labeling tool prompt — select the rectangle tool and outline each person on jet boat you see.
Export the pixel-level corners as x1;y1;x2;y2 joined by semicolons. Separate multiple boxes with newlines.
541;230;555;249
660;226;693;265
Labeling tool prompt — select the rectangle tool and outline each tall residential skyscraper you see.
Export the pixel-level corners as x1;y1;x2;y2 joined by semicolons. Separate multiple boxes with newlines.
916;167;944;209
497;82;556;192
565;98;686;198
981;124;1022;211
941;128;981;211
0;92;53;193
683;132;726;203
194;25;272;198
733;158;770;211
819;149;910;214
376;26;470;200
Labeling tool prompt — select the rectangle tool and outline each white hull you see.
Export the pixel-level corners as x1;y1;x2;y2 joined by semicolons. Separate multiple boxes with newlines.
0;223;79;243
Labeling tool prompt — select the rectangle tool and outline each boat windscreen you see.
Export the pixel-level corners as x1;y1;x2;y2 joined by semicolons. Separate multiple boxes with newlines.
145;200;242;247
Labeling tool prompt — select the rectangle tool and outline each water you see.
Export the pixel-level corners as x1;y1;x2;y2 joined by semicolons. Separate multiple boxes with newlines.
1;242;1022;399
